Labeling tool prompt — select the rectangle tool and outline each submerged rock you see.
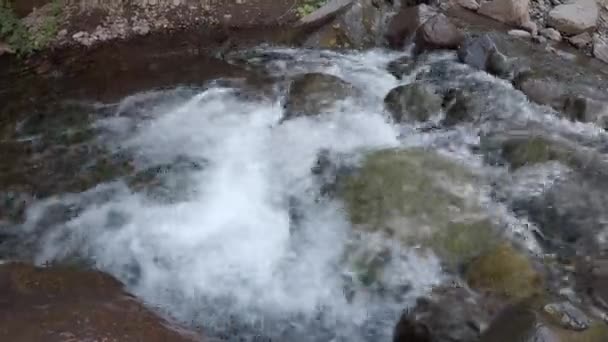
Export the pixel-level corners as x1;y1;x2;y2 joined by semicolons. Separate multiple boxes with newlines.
394;286;488;342
0;263;201;342
339;148;496;265
384;83;443;123
480;301;608;342
283;73;359;120
466;243;543;301
386;55;417;79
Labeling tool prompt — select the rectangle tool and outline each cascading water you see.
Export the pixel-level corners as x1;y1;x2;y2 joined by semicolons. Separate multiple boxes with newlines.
4;46;608;341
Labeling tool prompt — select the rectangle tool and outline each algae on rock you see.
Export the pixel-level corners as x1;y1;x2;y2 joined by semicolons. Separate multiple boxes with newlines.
339;148;498;265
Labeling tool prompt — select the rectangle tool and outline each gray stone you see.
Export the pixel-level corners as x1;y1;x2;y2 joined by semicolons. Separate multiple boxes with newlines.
593;33;608;64
478;0;532;27
508;29;532;38
548;0;599;35
540;27;562;41
568;31;593;49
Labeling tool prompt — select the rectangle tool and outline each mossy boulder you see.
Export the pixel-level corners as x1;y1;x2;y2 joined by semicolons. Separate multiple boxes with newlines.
466;243;543;301
339;148;496;265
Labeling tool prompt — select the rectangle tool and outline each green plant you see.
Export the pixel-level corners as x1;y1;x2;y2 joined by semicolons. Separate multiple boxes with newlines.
297;0;327;17
0;0;62;56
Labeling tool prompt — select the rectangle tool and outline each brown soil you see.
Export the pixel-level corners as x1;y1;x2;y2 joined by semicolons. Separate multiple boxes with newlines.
0;262;203;342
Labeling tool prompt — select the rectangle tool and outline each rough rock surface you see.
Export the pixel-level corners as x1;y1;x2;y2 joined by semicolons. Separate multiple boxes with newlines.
384;83;443;122
283;73;359;120
478;0;533;27
548;0;599;35
415;14;465;52
540;27;563;41
0;262;201;342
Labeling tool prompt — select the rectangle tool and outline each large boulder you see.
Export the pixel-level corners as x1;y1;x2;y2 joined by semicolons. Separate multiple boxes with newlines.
386;4;437;48
548;0;599;35
478;0;533;28
414;14;465;52
0;263;201;342
283;73;359;120
383;82;443;123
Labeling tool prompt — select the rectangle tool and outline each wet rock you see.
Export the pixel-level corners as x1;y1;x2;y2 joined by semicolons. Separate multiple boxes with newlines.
548;0;599;35
540;27;563;41
339;148;496;265
480;301;608;342
414;14;465;52
457;0;480;11
478;0;533;28
386;55;416;79
283;73;359;120
512;176;608;257
386;4;436;48
562;94;608;126
532;34;548;44
512;70;567;108
508;29;532;38
0;263;201;342
383;83;443;123
589;259;608;311
593;33;608;63
394;286;488;342
484;133;575;169
466;243;543;301
544;302;591;331
568;31;593;49
458;34;513;78
442;89;481;125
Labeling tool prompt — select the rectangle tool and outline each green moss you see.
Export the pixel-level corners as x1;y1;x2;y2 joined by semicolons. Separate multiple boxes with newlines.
297;0;328;17
428;219;499;265
339;148;478;235
0;0;62;56
500;136;568;169
466;243;543;301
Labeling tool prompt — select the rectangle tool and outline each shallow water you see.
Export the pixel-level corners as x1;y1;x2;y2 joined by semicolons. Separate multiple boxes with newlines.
3;47;608;340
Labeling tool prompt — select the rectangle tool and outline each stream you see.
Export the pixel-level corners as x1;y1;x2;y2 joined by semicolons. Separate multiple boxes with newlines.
1;44;608;341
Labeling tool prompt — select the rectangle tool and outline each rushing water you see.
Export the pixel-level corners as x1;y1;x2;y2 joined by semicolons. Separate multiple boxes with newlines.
3;47;608;341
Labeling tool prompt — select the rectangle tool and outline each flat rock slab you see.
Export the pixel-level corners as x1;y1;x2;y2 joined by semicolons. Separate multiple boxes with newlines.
548;0;599;35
